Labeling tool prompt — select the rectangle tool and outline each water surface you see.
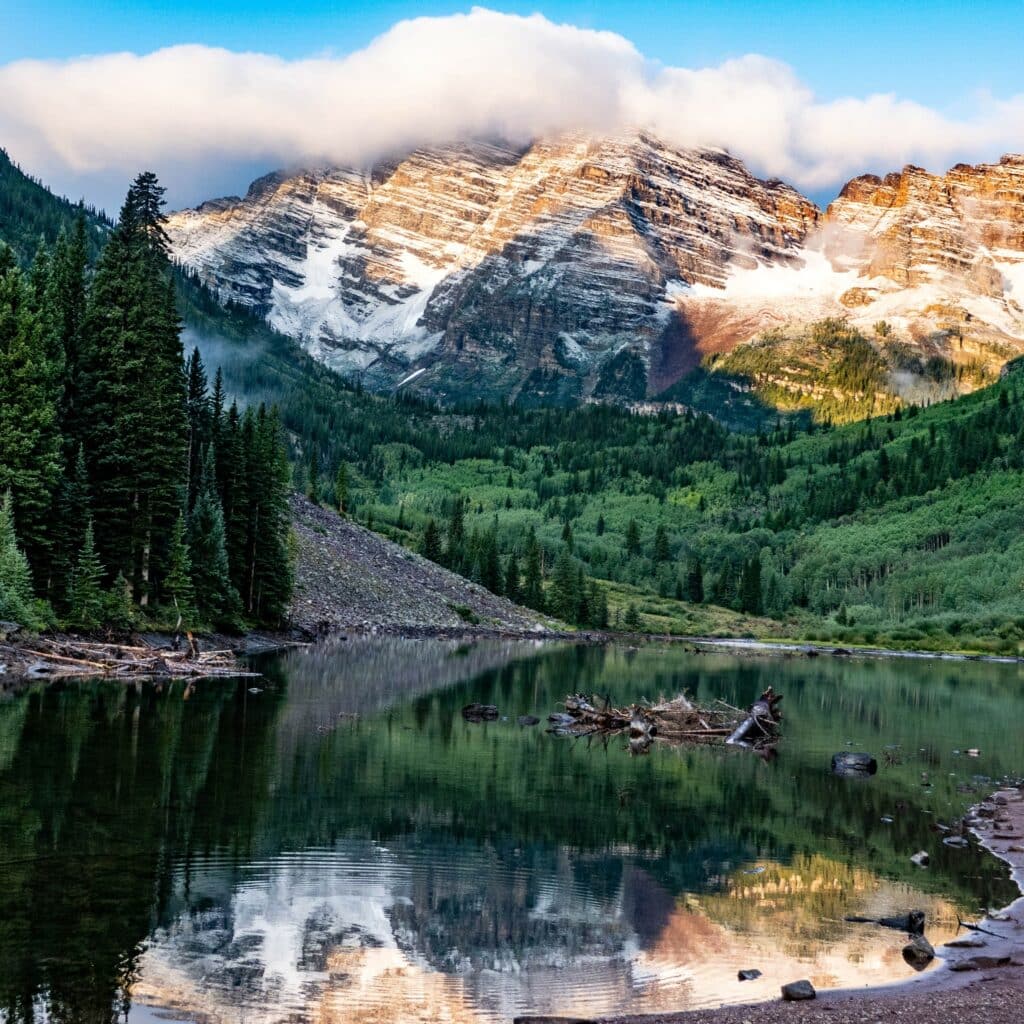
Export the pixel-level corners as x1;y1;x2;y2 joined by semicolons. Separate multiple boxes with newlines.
0;639;1021;1023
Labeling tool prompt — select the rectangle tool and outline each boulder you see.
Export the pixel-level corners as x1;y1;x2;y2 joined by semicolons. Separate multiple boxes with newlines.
902;935;935;971
910;850;930;867
781;979;816;1001
949;955;1012;972
738;969;762;981
831;752;877;777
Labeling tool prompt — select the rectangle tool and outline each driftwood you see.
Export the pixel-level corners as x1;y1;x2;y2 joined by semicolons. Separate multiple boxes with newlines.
2;636;257;679
551;687;783;755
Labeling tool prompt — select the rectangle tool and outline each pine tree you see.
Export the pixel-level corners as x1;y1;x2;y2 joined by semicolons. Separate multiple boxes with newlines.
623;603;641;631
522;532;545;611
0;245;63;582
67;518;105;629
51;214;89;455
104;572;136;630
625;518;641;557
49;444;90;607
685;557;705;604
504;552;521;604
654;524;670;563
163;512;196;625
334;461;349;514
185;346;211;510
78;173;187;603
551;547;578;622
188;448;241;626
307;446;320;502
478;528;503;595
739;556;763;615
561;520;574;552
421;518;442;562
0;490;38;626
446;494;466;570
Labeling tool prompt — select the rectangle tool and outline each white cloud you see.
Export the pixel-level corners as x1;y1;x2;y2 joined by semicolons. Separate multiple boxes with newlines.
2;6;1023;211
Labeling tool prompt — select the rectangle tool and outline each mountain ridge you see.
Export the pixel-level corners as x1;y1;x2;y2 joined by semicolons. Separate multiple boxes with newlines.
168;134;1024;411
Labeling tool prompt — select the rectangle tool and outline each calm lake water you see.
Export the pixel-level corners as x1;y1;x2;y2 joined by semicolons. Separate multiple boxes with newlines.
1;639;1022;1023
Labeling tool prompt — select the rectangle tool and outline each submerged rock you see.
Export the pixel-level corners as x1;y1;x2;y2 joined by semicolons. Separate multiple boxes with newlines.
517;715;540;726
781;979;816;1001
831;752;877;776
462;703;499;722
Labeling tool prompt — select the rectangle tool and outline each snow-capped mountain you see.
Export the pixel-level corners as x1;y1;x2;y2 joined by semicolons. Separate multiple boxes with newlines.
168;134;1024;405
167;130;817;402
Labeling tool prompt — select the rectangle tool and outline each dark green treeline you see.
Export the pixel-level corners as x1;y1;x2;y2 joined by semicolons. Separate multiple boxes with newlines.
0;173;291;630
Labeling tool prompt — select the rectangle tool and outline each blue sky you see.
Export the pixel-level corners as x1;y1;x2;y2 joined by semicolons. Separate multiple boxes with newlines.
5;0;1020;107
2;3;1022;211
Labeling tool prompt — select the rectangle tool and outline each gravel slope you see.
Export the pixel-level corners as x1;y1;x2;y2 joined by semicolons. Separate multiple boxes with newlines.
288;495;552;633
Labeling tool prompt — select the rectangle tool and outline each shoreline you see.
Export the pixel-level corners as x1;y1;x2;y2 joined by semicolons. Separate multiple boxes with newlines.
519;786;1024;1024
3;623;1022;684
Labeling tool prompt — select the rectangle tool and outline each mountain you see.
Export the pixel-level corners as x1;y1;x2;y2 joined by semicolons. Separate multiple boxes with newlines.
166;130;819;404
169;136;1024;412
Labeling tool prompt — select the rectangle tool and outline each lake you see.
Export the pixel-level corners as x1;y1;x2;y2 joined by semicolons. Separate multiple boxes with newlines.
0;638;1022;1023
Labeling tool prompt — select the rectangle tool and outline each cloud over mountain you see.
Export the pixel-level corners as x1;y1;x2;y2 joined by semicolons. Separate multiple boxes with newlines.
2;6;1023;209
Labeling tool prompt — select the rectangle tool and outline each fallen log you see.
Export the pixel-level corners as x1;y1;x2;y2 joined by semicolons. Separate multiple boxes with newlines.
551;688;783;753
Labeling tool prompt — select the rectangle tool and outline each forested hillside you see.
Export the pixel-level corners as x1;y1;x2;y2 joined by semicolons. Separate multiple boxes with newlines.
299;370;1024;654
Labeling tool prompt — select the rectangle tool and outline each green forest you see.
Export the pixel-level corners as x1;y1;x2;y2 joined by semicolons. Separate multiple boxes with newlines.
0;165;292;632
2;149;1024;654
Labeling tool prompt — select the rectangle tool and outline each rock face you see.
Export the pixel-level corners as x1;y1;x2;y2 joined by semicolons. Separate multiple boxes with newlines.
168;130;817;402
170;140;1024;407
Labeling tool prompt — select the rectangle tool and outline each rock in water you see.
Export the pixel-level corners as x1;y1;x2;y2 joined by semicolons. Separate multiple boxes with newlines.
462;703;499;722
738;969;762;981
902;935;936;971
831;752;878;776
910;850;930;867
781;980;816;1001
517;715;540;726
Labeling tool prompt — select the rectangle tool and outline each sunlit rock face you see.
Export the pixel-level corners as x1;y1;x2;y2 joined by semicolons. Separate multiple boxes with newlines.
169;140;1024;406
166;130;818;403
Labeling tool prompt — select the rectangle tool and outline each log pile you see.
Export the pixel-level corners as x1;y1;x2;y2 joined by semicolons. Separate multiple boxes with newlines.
0;635;256;679
551;687;783;755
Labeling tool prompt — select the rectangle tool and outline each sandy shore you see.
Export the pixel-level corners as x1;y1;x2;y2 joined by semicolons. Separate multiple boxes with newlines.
518;786;1024;1024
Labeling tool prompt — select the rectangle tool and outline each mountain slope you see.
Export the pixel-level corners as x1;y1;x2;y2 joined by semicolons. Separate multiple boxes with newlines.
167;130;819;403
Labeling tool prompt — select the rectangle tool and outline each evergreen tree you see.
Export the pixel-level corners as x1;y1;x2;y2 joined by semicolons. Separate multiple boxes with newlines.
163;512;196;624
446;494;466;570
478;528;503;595
561;520;574;552
739;555;763;615
654;524;670;563
421;518;442;562
185;346;211;510
623;603;641;631
685;557;705;604
67;518;104;629
78;173;187;603
0;245;63;582
504;552;522;604
334;461;349;514
625;518;641;557
307;445;320;502
51;214;89;455
49;444;90;607
596;513;605;536
188;449;241;626
0;490;38;626
522;532;545;611
104;571;136;630
551;547;578;622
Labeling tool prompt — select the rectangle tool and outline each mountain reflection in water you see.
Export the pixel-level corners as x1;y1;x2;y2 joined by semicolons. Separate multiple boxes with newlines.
0;638;1020;1023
